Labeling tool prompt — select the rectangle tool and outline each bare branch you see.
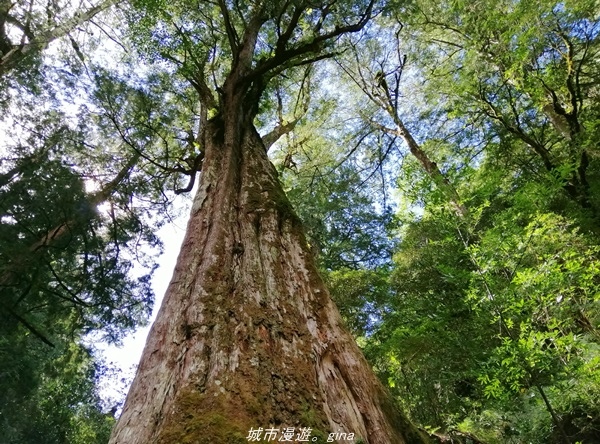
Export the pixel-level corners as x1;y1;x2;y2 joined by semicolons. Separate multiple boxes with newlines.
90;152;140;204
275;2;305;54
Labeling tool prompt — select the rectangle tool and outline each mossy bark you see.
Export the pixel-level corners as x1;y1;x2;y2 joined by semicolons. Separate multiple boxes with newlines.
109;86;428;444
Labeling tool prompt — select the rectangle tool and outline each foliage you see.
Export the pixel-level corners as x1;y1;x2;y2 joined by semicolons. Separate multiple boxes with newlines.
0;106;160;440
359;174;600;442
0;2;173;440
284;162;397;271
2;0;600;442
0;336;115;444
311;1;600;442
0;0;115;106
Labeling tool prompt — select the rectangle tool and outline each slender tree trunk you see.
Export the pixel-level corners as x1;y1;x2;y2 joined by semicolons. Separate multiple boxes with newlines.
0;0;115;77
109;93;428;443
536;384;570;444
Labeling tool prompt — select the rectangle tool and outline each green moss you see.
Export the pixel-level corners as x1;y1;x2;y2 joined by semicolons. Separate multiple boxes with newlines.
243;179;303;228
157;389;251;444
159;411;246;444
296;401;331;443
378;390;433;443
299;403;319;425
245;398;261;417
308;428;330;442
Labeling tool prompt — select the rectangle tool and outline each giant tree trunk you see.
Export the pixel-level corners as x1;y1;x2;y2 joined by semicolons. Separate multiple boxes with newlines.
109;90;427;443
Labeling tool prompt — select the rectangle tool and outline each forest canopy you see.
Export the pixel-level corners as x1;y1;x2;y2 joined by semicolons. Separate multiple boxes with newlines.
1;0;599;443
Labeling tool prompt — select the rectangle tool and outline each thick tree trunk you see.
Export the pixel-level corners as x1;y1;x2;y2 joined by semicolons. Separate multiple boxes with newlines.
109;97;427;443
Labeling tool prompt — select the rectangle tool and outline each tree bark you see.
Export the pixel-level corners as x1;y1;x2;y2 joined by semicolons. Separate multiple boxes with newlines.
109;94;428;443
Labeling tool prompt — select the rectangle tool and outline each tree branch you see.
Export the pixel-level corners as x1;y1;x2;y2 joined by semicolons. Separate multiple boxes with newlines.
218;0;240;59
247;0;375;82
262;118;300;151
3;304;55;347
0;0;116;76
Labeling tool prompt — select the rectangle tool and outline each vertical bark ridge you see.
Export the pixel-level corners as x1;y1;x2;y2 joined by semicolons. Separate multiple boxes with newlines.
109;114;427;444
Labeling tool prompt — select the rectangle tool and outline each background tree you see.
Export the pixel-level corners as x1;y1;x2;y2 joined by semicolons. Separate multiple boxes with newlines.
0;0;115;104
0;2;189;439
326;1;600;442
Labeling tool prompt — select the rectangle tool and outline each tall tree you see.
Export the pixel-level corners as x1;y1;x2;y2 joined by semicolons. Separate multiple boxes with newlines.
0;14;179;435
403;0;600;218
332;1;600;441
109;1;428;443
